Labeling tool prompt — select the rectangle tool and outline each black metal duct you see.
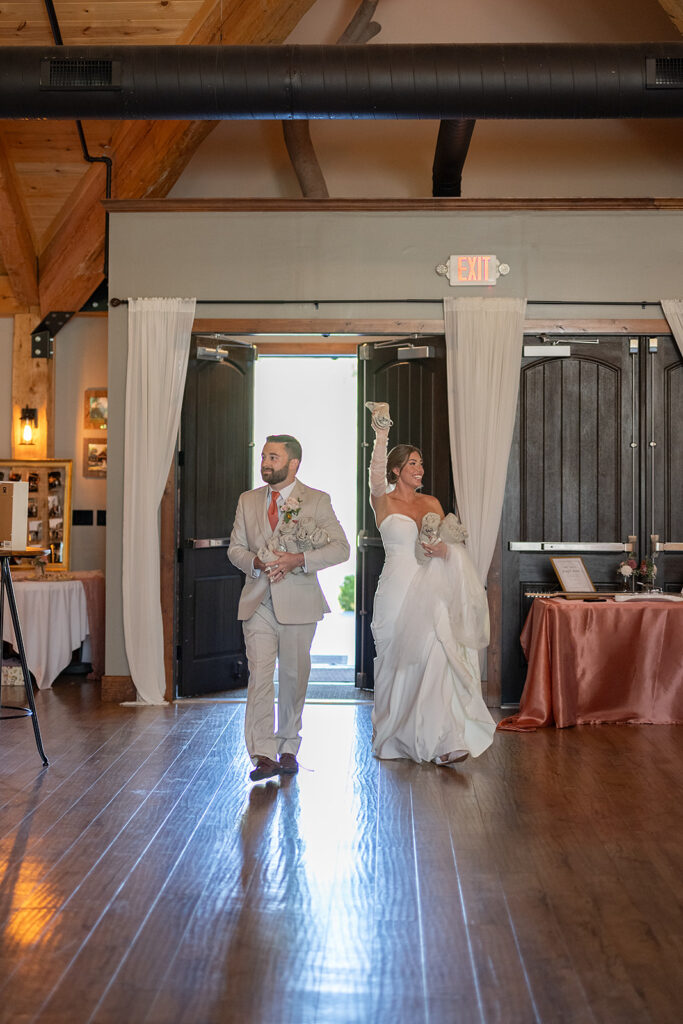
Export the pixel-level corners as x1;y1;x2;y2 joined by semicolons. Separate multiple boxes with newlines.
432;120;476;196
0;44;681;120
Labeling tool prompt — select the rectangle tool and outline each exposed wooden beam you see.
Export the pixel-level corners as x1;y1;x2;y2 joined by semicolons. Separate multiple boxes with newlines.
103;196;683;212
0;274;23;315
38;161;107;315
181;0;320;45
37;0;318;314
192;318;447;335
11;312;53;460
656;0;683;34
0;132;39;308
282;122;330;199
336;0;381;45
283;1;381;198
111;120;217;200
191;318;673;336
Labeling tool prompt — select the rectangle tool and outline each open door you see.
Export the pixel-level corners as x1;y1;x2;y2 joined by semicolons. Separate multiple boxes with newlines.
177;335;255;696
355;338;452;689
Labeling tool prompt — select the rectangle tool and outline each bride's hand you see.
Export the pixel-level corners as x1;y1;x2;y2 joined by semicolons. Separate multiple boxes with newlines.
422;540;448;560
365;401;392;432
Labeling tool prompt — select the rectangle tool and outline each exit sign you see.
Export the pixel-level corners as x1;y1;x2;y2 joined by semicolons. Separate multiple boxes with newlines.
439;255;509;286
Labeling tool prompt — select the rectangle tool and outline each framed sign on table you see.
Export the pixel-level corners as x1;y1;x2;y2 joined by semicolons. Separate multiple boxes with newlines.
0;459;72;569
550;556;596;594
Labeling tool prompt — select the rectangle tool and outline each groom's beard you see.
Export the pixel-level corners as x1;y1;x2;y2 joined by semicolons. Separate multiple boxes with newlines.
261;462;292;486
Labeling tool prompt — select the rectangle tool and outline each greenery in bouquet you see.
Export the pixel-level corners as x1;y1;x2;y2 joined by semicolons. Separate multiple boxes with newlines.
636;556;657;582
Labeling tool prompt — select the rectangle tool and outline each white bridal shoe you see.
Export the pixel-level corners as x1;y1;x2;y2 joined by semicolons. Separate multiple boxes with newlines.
434;751;469;766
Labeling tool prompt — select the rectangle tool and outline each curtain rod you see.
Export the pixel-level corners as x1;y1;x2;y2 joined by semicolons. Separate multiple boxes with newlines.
109;298;664;308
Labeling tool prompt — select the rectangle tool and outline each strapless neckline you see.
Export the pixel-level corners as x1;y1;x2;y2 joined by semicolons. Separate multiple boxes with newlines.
379;513;418;531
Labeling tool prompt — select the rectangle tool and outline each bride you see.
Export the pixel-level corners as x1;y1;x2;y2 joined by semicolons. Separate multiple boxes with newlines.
367;403;496;765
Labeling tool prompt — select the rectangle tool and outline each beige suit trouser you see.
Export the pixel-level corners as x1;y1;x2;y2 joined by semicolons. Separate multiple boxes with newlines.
242;592;317;763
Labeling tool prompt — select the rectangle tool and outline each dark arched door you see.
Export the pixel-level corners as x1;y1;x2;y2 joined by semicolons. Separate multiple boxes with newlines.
355;338;452;689
500;333;683;705
177;336;255;696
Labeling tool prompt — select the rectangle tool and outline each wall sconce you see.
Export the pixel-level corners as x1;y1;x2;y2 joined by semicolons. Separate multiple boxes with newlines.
19;406;38;445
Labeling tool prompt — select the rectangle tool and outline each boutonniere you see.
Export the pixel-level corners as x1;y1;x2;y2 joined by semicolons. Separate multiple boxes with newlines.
281;494;303;523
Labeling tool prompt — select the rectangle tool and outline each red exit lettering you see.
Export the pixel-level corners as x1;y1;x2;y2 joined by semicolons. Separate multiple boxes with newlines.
456;255;493;282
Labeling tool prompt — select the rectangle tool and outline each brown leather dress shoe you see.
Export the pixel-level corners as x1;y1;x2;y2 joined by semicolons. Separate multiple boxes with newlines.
278;753;299;775
249;756;281;782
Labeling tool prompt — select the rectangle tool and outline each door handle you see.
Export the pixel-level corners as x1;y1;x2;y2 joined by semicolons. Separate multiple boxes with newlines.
358;530;384;551
656;542;683;552
186;537;231;549
509;541;635;553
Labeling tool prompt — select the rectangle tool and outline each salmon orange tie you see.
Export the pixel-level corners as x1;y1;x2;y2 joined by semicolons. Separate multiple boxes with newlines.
268;491;280;531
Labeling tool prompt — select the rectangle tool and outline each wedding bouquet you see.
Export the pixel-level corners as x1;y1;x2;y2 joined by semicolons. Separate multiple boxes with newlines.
258;495;329;574
280;495;302;523
617;553;658;591
616;556;637;583
415;512;469;566
636;556;657;585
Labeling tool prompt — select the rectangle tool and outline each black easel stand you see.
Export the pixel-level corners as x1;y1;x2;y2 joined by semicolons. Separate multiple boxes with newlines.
0;554;49;766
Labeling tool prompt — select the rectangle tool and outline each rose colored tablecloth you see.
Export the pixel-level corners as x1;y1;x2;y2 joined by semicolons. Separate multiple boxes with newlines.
498;597;683;730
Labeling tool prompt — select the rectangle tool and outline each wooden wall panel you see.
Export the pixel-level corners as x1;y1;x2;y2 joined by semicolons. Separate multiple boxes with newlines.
10;312;52;459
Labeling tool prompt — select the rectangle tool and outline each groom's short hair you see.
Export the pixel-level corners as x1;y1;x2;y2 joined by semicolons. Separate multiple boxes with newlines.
267;434;302;464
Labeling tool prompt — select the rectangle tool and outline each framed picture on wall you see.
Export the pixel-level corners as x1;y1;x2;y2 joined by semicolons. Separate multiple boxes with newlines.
84;388;108;431
83;439;107;478
0;459;72;569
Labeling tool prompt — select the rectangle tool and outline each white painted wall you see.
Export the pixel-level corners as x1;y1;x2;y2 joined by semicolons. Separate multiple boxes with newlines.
105;206;683;677
108;208;683;303
169;0;683;201
54;316;108;571
0;314;108;570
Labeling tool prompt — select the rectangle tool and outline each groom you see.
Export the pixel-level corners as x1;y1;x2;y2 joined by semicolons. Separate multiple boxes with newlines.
228;434;350;782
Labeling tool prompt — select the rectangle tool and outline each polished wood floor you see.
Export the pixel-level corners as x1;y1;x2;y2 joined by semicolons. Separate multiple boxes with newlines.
0;681;681;1024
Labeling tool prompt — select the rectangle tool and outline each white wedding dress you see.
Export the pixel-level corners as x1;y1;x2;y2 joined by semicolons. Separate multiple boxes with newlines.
371;513;496;763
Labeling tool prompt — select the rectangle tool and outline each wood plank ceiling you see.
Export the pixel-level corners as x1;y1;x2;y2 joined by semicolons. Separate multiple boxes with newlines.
0;0;319;316
0;0;681;318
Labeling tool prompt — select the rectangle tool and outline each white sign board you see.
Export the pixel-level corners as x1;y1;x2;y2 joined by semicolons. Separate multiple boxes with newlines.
0;480;28;551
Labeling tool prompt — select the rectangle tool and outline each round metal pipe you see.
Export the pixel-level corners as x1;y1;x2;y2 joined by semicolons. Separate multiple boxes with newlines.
0;44;680;120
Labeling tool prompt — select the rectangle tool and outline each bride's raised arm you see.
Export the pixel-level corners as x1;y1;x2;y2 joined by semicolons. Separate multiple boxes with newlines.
366;402;392;511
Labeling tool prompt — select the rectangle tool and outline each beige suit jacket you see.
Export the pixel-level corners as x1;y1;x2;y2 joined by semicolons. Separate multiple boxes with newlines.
227;479;350;624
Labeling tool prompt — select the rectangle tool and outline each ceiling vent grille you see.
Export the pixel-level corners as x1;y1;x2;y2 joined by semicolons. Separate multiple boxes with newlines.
40;58;121;90
646;57;683;88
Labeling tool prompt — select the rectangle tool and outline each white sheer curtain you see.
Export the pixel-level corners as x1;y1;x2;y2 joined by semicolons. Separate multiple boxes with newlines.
122;297;196;705
661;299;683;359
444;296;526;586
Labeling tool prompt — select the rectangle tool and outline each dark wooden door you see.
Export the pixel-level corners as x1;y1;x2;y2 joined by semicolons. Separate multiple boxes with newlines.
355;338;453;689
500;333;683;705
648;334;683;589
177;336;255;696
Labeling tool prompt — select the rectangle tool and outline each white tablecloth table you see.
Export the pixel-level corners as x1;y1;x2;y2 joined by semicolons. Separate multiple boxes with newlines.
2;579;89;689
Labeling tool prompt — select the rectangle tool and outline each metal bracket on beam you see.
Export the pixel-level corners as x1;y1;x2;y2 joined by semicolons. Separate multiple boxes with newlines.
30;311;74;357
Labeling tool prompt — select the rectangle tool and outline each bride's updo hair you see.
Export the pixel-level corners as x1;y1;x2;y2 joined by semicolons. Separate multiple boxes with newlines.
387;444;423;485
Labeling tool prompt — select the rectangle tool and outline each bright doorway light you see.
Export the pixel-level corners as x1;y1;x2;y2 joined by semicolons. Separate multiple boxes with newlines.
253;355;357;673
